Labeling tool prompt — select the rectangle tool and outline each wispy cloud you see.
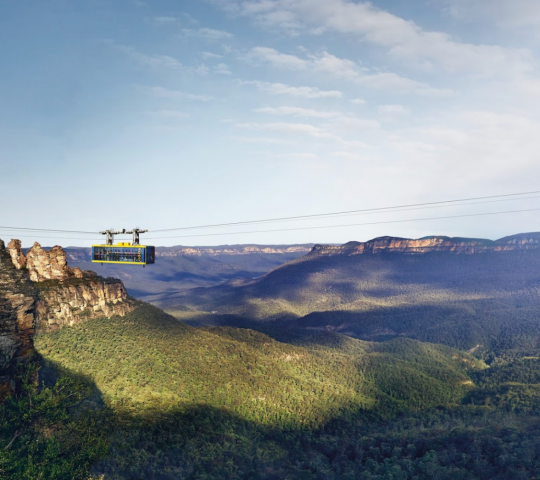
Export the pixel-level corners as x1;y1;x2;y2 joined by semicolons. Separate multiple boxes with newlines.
243;47;453;96
227;0;532;75
378;104;410;116
240;80;343;98
254;106;343;118
236;116;379;144
444;0;540;31
201;51;223;59
214;63;232;75
236;121;340;140
142;86;214;101
229;135;296;145
146;110;189;118
151;13;198;25
114;44;183;70
110;42;228;76
182;28;234;40
152;16;179;25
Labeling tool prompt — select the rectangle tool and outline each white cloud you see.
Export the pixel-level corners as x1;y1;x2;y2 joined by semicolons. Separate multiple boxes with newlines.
227;0;532;75
244;46;307;69
350;98;366;105
114;44;183;70
147;110;189;118
201;51;223;59
236;121;339;139
243;47;453;96
236;115;380;144
254;106;343;118
142;86;214;101
214;63;232;75
152;16;178;24
328;116;380;131
110;42;223;75
241;80;343;98
379;104;410;116
229;135;295;145
330;151;369;161
281;152;320;160
444;0;540;30
182;28;234;40
152;13;199;25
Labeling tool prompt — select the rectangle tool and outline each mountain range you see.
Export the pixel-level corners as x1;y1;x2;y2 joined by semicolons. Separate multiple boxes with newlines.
65;244;313;303
171;233;540;356
4;233;540;479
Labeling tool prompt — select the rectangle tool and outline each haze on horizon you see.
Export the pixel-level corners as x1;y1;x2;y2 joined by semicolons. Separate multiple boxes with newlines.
1;0;540;248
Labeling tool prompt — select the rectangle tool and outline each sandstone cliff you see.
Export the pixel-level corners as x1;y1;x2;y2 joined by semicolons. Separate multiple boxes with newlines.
0;240;37;396
0;239;135;396
310;233;540;256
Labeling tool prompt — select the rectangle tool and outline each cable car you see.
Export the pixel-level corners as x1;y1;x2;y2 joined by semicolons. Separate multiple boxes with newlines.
91;228;155;266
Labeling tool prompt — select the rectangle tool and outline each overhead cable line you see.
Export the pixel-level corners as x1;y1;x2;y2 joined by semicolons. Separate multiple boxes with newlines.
0;190;539;238
150;190;540;232
0;226;95;234
0;233;100;241
146;207;540;240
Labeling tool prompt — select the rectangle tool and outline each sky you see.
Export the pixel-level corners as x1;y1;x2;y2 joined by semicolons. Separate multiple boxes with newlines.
1;0;540;247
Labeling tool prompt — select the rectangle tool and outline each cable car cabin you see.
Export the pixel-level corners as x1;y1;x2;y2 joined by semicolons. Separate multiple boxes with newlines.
91;242;155;265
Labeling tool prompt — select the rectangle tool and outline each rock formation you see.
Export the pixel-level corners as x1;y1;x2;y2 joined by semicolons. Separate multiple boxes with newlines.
0;238;135;397
35;277;132;330
310;233;540;256
0;240;37;396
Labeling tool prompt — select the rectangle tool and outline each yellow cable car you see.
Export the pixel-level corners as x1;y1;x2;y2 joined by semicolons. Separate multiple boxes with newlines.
91;229;155;266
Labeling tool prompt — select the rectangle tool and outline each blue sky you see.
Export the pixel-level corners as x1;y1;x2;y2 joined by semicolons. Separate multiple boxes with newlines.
1;0;540;247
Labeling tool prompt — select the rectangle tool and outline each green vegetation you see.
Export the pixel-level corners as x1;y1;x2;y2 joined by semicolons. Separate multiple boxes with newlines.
1;302;538;478
35;305;479;427
22;304;489;478
0;365;107;480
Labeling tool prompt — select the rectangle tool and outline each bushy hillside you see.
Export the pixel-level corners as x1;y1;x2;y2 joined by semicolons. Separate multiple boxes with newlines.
175;249;540;354
26;305;540;480
35;305;480;427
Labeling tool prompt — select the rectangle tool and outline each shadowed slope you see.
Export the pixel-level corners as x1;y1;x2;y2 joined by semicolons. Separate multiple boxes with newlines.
35;304;483;429
173;245;540;353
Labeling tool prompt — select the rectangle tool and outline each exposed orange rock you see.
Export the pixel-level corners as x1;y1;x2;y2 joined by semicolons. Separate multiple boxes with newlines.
36;278;133;331
25;242;73;281
311;234;540;256
7;239;26;269
0;238;136;397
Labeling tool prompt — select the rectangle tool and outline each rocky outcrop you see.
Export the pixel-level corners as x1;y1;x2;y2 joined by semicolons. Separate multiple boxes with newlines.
0;240;37;396
25;242;74;281
7;239;26;269
0;239;135;396
36;277;133;330
310;233;540;256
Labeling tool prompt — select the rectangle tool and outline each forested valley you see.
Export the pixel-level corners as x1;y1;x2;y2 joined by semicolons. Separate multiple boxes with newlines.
4;240;540;479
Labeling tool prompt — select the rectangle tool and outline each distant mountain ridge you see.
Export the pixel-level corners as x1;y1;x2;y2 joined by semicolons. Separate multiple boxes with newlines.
64;243;314;302
64;244;314;262
173;232;540;355
310;232;540;256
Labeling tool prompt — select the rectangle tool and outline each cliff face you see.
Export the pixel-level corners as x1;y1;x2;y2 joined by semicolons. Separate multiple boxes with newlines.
35;278;132;330
0;239;135;396
310;233;540;256
0;240;37;396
